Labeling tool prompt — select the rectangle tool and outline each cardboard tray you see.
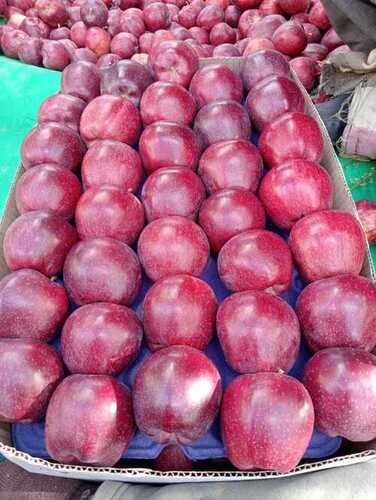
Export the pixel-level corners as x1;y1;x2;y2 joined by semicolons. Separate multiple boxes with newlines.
0;56;375;483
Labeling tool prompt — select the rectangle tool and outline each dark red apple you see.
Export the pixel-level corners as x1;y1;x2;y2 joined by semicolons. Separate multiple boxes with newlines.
133;345;222;444
59;39;78;59
38;93;86;132
259;0;284;15
1;29;29;58
50;27;71;40
243;37;275;55
308;1;331;31
61;61;100;103
247;14;285;40
259;159;333;229
303;348;376;441
356;199;376;244
139;121;200;175
110;32;138;59
178;5;198;29
141;167;205;221
154;446;193;471
302;22;321;43
143;2;170;31
209;22;236;45
61;303;143;375
63;238;141;306
279;0;309;15
321;28;343;51
271;21;307;56
221;373;314;471
20;17;51;38
224;5;241;26
290;56;317;91
70;21;87;47
41;40;70;70
196;5;224;30
80;94;141;146
217;291;300;373
120;11;146;38
0;339;63;423
259;112;324;168
75;186;144;245
45;374;135;466
241;48;291;91
189;64;243;108
218;229;293;293
81;140;143;193
18;37;43;65
302;42;328;61
289;210;366;282
213;43;240;56
0;269;68;342
198;139;262;194
143;274;217;350
35;0;68;27
80;0;108;27
85;26;110;56
137;216;209;281
238;9;262;38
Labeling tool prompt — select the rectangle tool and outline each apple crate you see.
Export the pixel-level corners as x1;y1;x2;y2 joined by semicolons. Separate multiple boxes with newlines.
0;57;375;483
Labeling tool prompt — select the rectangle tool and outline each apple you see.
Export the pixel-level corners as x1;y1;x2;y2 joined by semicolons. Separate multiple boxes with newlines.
259;0;284;15
35;0;68;27
143;274;217;351
290;56;318;91
247;14;285;40
356;200;376;244
238;9;262;37
221;373;314;471
80;94;141;146
141;167;205;221
143;2;170;31
61;302;143;375
85;26;111;56
189;26;209;44
209;22;236;45
80;0;108;27
61;61;100;103
259;159;333;229
225;5;241;26
0;339;63;423
178;5;198;29
75;186;144;245
137;216;210;281
154;446;193;471
20;17;51;38
189;64;243;108
71;47;98;63
241;48;291;91
110;32;138;59
213;43;240;56
302;22;322;43
107;7;122;36
120;12;146;38
133;345;222;444
70;21;87;47
63;238;141;306
139;121;200;175
303;348;376;441
259;112;324;168
321;28;343;51
97;53;121;72
279;0;310;15
18;37;43;65
289;210;366;282
41;40;70;70
196;5;224;30
45;374;135;466
243;38;275;55
38;94;86;132
218;229;293;293
194;100;251;149
302;42;328;61
308;1;331;31
50;27;71;40
271;21;307;56
198;139;262;195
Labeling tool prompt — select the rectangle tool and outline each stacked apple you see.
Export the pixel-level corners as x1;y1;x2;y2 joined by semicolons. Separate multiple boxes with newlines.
1;0;347;92
1;46;376;474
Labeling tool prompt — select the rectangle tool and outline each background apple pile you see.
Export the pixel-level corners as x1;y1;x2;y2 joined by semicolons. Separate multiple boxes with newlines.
0;0;349;92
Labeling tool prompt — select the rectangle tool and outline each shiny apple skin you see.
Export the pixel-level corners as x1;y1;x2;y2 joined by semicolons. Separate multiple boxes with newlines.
271;21;307;56
16;164;82;220
297;274;376;352
139;121;200;175
198;188;265;252
79;94;141;146
61;61;101;103
38;94;86;132
259;159;333;229
221;373;314;472
196;5;224;30
137;216;210;282
356;199;376;244
141;167;205;221
218;229;293;293
189;64;243;108
0;339;63;423
241;48;291;91
0;269;68;342
194;100;251;149
45;374;135;466
133;345;222;445
246;75;304;131
303;348;376;441
154;445;193;471
63;238;141;306
140;81;197;126
143;274;217;351
21;122;85;171
3;211;78;277
198;139;262;194
75;186;144;245
247;14;285;41
81;140;143;193
217;291;300;374
61;302;143;375
289;210;366;283
259;112;324;168
289;56;317;91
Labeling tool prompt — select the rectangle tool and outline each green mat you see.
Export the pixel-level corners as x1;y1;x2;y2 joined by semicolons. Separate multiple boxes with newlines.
0;55;375;266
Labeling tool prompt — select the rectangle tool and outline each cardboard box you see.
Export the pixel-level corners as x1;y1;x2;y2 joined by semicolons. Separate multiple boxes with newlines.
0;57;375;483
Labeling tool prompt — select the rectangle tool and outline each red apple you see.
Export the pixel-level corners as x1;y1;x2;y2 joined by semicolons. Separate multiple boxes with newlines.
189;26;209;44
143;274;217;350
0;269;68;342
61;303;143;375
18;37;43;65
302;22;322;43
137;216;209;281
259;112;324;168
356;199;376;244
139;121;200;175
178;5;198;29
97;52;121;72
303;348;376;441
85;26;110;56
302;42;328;61
217;291;300;373
141;167;205;221
154;446;193;471
289;210;366;282
238;9;262;38
209;22;236;45
0;339;63;423
271;21;307;56
321;28;343;51
290;56;317;91
143;2;170;31
61;61;100;103
243;38;275;55
45;374;135;466
196;5;224;30
247;14;285;40
80;94;141;146
35;0;68;27
308;1;331;31
221;373;314;471
81;140;143;193
41;40;70;70
63;238;141;306
241;48;291;91
213;43;240;56
133;345;222;444
120;12;146;38
110;32;138;59
38;94;86;132
20;17;51;38
50;27;71;40
71;47;97;63
259;0;284;15
1;28;28;58
198;139;262;194
80;0;108;27
278;0;310;15
107;7;121;36
70;21;87;47
218;229;293;293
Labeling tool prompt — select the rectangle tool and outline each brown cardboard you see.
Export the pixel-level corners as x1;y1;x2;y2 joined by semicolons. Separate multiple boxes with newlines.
0;57;375;482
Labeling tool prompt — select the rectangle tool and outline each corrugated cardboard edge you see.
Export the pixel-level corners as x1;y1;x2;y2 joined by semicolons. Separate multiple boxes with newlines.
0;56;375;482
